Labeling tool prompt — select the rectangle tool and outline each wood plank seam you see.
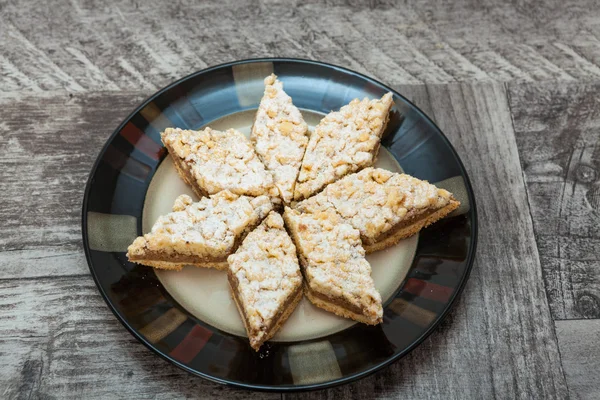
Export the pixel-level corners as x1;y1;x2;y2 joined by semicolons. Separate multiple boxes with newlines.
503;82;573;396
0;273;89;282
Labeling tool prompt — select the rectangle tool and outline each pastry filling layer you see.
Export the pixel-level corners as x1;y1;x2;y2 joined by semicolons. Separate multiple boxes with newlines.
166;148;210;198
304;284;365;315
228;271;303;341
129;251;227;264
369;208;446;244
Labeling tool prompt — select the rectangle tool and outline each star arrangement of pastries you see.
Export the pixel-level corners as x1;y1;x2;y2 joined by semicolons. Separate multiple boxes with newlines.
126;74;460;351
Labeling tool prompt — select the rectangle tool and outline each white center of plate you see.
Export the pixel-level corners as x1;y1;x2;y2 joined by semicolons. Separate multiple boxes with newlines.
143;109;418;342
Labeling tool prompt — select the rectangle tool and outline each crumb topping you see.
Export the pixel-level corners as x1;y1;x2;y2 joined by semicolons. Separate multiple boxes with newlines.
294;92;394;200
162;127;278;198
127;191;273;259
228;212;302;345
295;168;455;241
283;207;382;322
251;74;309;204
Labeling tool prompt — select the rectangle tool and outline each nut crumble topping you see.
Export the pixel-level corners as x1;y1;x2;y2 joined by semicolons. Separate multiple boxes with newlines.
294;92;394;200
295;168;457;243
127;191;273;262
251;74;309;204
283;207;383;324
227;212;302;349
162;127;278;199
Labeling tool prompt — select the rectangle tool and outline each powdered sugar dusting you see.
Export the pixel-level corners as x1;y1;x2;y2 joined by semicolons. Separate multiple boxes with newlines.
294;92;394;200
296;168;455;242
283;207;383;324
162;127;278;198
228;212;302;349
251;74;309;203
127;191;273;260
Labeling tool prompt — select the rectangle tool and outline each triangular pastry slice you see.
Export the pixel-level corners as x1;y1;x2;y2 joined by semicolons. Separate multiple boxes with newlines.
251;74;309;204
227;212;303;351
294;92;394;201
283;207;382;325
126;191;273;271
295;168;460;253
161;127;279;200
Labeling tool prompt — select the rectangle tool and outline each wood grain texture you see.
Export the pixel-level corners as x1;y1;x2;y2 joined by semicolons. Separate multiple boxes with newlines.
555;319;600;400
0;92;147;278
0;86;569;398
1;0;599;396
508;82;600;320
1;0;600;93
0;276;280;400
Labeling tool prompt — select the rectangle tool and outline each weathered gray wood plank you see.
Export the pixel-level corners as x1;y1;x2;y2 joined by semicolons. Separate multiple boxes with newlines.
555;319;600;400
0;0;597;397
2;0;600;93
0;92;148;278
0;84;570;398
282;82;570;399
0;276;280;400
508;82;600;320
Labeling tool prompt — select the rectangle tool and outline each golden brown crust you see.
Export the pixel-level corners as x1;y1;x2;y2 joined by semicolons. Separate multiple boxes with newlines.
126;259;185;271
127;258;228;271
229;278;303;351
257;285;303;346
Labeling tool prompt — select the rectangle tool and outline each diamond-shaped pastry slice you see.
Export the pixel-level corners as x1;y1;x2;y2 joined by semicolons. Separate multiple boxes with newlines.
227;211;303;351
295;168;460;253
251;74;309;204
283;207;383;325
126;191;273;271
161;127;279;200
293;92;394;201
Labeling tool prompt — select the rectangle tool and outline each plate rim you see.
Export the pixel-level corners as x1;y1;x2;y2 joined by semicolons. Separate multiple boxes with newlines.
81;57;478;392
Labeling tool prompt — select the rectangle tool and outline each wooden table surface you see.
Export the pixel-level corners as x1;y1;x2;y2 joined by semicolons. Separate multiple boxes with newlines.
1;1;599;399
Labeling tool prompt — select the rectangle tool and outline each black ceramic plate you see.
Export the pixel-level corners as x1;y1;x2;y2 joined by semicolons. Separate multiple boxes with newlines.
82;58;477;391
